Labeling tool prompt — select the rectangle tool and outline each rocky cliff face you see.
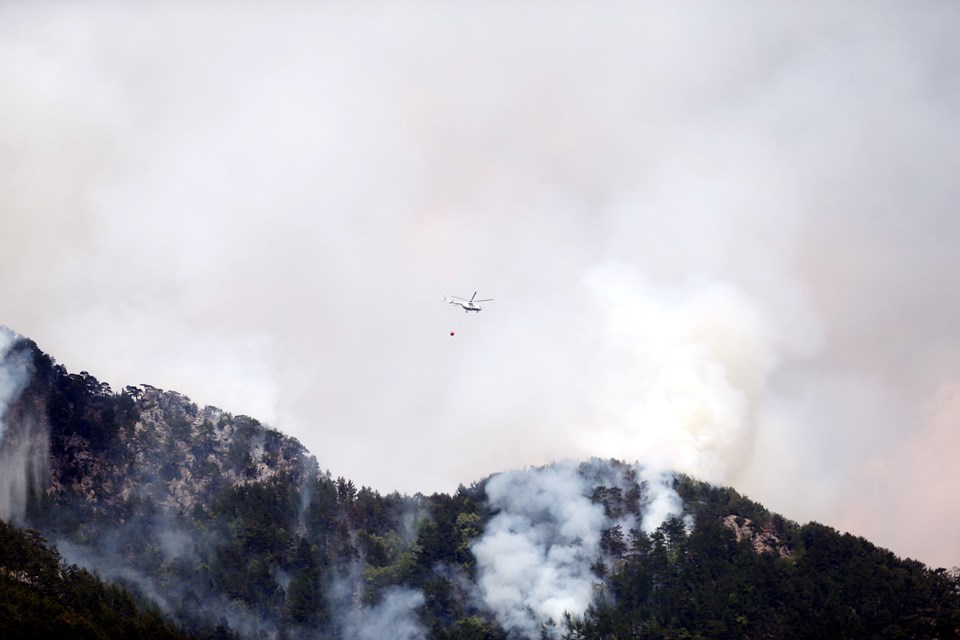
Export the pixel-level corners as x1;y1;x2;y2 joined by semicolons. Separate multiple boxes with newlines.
48;385;308;518
723;514;793;558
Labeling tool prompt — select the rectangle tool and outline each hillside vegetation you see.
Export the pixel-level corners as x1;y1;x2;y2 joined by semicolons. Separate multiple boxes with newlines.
0;337;957;639
0;519;201;640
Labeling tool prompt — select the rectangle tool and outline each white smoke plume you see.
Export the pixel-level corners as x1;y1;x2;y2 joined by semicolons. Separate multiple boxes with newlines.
328;560;427;640
472;460;683;639
637;469;684;536
344;587;427;640
0;326;46;523
0;327;28;444
3;0;960;568
576;264;788;487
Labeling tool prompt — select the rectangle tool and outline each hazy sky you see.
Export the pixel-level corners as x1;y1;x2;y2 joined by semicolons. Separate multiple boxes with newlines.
2;0;960;568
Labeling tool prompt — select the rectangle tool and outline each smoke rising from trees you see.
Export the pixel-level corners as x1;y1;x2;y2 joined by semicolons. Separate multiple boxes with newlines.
0;328;27;445
341;587;427;640
472;460;685;638
2;1;960;568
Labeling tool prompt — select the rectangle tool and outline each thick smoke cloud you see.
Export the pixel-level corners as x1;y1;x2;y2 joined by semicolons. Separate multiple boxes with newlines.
577;265;786;485
2;1;960;568
328;563;427;640
472;461;683;638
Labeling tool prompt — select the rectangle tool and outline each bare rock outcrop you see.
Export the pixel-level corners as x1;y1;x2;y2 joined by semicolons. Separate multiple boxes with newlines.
723;514;792;558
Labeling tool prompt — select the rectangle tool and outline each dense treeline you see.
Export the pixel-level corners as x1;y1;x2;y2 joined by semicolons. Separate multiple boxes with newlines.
2;338;959;639
0;519;204;640
568;491;960;639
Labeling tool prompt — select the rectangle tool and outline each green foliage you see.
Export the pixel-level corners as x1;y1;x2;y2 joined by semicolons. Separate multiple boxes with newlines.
571;484;960;640
9;341;960;640
0;520;198;640
285;539;325;626
441;615;507;640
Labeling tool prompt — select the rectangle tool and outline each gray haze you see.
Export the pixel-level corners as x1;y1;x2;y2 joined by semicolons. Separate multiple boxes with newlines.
2;1;960;568
0;327;46;523
0;330;24;446
342;587;427;640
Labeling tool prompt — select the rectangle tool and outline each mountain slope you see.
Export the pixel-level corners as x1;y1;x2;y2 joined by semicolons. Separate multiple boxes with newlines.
0;330;958;639
0;519;201;640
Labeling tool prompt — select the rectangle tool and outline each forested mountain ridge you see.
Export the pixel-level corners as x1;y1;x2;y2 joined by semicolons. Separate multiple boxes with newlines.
1;331;958;639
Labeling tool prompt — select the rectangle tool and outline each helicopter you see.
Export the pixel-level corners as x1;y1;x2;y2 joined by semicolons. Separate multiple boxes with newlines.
444;291;493;313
